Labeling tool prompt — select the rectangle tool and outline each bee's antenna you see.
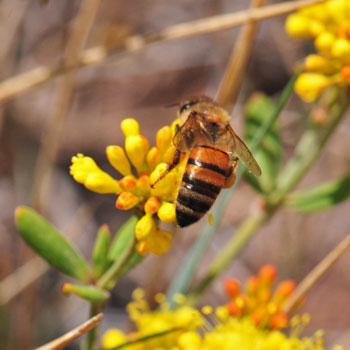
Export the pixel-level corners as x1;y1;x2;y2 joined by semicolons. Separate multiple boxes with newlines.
164;102;179;109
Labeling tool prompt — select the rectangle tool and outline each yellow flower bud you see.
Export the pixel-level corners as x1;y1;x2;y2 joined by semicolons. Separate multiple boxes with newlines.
331;38;350;62
135;214;156;240
308;19;325;37
156;126;172;154
304;54;338;74
119;175;137;191
215;306;229;321
121;118;140;137
150;228;172;255
285;13;313;39
150;163;176;198
137;174;150;195
101;329;127;349
115;192;139;210
162;143;177;165
85;173;121;194
106;145;131;176
157;202;176;223
125;135;149;174
201;305;213;315
146;146;161;171
178;332;202;350
295;73;332;102
315;32;335;56
70;154;121;194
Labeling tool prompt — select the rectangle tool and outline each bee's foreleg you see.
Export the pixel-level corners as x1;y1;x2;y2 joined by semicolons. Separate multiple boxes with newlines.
223;156;239;189
150;148;182;189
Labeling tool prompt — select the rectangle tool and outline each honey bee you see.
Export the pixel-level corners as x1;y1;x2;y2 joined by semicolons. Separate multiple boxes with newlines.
153;96;261;227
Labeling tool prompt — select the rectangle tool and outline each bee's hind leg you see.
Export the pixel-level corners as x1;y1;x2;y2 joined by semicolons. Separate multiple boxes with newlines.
223;156;239;189
150;149;182;189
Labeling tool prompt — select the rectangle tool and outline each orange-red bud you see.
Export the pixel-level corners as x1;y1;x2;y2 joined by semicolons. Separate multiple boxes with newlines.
116;192;139;210
269;311;289;329
226;301;240;316
119;175;137;190
341;65;350;79
224;278;241;298
275;280;296;300
259;264;277;283
144;197;160;214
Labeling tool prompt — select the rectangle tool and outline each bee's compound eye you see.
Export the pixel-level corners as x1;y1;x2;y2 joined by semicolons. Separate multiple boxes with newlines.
179;103;192;114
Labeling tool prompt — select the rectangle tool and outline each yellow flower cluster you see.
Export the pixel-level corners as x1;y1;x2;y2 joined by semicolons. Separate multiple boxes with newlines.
70;118;184;256
101;289;342;350
285;0;350;101
224;264;299;330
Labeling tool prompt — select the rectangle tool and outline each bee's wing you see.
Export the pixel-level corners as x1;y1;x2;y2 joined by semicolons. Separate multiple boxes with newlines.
173;112;208;152
227;125;262;176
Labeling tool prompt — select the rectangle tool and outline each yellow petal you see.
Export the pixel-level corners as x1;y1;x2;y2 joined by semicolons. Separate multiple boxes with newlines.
106;145;131;176
125;135;149;174
295;73;332;102
85;173;121;194
157;202;176;223
101;329;127;349
135;214;156;240
121;118;140;137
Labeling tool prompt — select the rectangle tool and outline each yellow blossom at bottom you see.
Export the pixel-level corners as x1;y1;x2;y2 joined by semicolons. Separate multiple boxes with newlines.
101;290;342;350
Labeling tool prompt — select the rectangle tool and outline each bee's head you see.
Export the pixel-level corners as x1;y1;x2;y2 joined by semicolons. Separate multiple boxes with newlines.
178;96;214;118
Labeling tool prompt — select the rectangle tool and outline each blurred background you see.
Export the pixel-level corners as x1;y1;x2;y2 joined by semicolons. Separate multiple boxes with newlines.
0;0;349;349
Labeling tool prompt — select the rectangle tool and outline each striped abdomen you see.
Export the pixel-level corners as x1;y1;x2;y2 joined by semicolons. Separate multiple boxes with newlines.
176;145;230;227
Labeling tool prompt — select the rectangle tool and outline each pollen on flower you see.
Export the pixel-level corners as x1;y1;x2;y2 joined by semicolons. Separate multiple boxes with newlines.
70;118;183;256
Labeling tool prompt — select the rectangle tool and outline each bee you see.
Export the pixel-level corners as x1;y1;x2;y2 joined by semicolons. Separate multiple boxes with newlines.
153;96;261;227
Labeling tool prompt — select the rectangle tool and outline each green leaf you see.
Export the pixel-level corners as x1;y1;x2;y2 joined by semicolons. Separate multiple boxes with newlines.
108;215;139;263
62;283;109;303
93;224;111;278
244;93;283;193
286;172;350;212
15;206;91;282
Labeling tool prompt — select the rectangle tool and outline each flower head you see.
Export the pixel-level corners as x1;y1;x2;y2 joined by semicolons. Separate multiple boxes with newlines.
224;264;300;330
101;288;342;350
285;0;350;101
70;118;184;256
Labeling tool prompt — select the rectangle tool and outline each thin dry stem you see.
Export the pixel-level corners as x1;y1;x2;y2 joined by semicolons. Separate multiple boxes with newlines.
0;0;325;104
34;313;103;350
0;201;98;305
283;235;350;314
216;0;267;111
31;0;102;211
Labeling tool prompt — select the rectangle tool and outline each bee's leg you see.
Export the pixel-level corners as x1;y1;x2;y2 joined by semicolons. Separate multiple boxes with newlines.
223;156;239;189
150;149;182;188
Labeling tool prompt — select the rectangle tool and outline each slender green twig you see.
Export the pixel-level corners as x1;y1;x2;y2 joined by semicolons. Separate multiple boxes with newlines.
83;305;103;350
97;235;137;289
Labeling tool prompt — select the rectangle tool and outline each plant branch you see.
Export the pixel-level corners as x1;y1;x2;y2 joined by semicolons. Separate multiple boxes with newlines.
97;235;137;289
34;313;103;350
31;0;102;212
216;0;267;111
0;0;325;104
282;235;350;314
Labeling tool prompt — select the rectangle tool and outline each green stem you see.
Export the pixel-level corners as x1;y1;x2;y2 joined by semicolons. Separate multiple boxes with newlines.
82;303;103;350
97;235;137;289
188;210;272;304
188;90;349;305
